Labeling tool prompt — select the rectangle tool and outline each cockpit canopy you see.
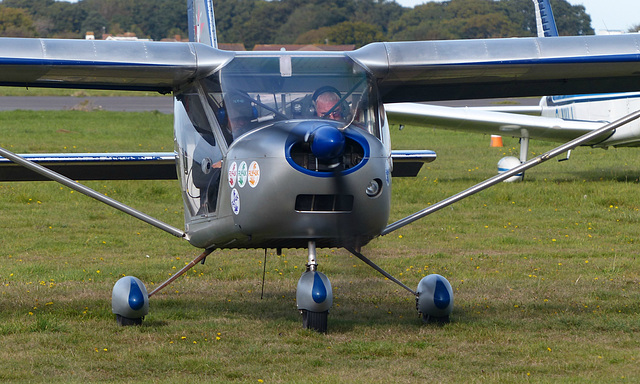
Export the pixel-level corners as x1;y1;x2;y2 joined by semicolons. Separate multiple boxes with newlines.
202;54;381;144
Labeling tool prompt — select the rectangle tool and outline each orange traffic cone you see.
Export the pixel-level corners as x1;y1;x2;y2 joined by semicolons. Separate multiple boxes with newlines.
490;135;503;147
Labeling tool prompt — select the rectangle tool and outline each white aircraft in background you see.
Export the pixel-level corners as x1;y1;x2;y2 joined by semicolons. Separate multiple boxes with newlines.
386;0;640;181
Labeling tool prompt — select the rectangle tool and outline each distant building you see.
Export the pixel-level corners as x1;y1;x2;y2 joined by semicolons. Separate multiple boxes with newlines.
219;43;246;51
252;44;355;51
160;35;189;42
85;31;351;51
103;32;151;41
159;35;246;50
596;30;625;35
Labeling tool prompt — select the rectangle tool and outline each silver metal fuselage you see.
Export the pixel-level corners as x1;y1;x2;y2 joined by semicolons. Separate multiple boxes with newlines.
185;122;391;249
174;53;393;250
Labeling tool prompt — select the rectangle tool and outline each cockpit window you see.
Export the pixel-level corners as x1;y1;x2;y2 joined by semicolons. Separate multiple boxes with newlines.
174;85;224;218
201;55;381;143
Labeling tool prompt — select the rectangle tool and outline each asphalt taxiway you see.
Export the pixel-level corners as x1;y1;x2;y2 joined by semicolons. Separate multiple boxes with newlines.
0;96;538;113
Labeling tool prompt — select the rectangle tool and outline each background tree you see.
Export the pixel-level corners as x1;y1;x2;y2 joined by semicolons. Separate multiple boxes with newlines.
389;0;592;41
0;6;37;37
0;0;597;44
547;0;592;35
81;10;108;38
328;21;383;47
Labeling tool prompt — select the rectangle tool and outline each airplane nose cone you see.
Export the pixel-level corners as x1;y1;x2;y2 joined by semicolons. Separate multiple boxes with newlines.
310;125;346;163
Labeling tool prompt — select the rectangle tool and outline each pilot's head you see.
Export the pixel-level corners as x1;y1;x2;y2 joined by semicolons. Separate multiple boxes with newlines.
224;93;256;139
314;88;343;121
226;94;253;127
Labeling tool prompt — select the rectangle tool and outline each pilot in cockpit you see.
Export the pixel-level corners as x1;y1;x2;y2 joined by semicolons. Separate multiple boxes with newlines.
223;92;257;142
313;87;345;121
180;92;223;215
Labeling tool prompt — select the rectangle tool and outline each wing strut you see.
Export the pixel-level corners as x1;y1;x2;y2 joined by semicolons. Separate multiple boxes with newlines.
148;248;214;297
381;109;640;236
0;145;187;239
345;247;417;296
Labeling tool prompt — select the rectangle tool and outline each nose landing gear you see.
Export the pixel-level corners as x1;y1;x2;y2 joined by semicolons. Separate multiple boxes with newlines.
296;241;333;333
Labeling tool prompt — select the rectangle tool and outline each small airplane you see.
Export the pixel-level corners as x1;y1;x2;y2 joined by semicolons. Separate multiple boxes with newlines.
386;0;640;181
1;0;640;332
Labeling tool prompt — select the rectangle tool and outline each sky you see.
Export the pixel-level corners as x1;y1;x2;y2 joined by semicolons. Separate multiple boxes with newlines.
391;0;639;33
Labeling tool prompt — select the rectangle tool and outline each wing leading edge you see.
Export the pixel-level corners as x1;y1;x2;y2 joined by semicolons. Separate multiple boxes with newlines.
0;152;176;181
350;34;640;103
385;103;607;144
0;151;434;181
0;38;233;92
0;34;639;100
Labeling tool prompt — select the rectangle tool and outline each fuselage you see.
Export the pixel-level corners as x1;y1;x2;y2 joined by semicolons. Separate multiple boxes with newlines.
173;52;393;250
541;92;640;147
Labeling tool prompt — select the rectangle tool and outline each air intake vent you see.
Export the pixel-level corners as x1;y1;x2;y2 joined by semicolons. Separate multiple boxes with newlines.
289;138;364;172
295;194;354;212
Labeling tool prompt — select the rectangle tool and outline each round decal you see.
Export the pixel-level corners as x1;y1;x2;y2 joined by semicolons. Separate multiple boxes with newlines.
230;188;240;215
248;161;260;188
238;161;248;188
228;162;237;188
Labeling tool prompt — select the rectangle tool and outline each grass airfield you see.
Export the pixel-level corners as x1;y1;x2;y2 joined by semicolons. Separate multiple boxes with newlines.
1;109;639;382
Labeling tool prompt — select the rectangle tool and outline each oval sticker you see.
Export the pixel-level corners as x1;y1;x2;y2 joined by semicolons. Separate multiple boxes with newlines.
228;161;237;188
230;188;240;215
248;161;260;188
238;161;248;188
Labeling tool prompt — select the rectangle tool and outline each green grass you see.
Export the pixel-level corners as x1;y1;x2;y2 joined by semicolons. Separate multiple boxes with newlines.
1;110;639;382
0;86;167;97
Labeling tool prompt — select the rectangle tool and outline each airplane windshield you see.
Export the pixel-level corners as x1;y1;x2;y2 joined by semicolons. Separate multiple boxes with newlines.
201;54;380;144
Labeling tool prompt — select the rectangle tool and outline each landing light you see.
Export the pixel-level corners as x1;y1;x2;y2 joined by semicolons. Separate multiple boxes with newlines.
365;179;382;197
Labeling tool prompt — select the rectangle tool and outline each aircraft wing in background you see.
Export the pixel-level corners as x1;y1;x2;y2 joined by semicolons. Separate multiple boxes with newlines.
385;103;606;144
0;150;436;181
0;152;177;181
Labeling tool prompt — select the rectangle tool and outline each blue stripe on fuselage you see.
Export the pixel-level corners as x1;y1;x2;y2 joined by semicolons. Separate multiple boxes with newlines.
547;92;640;106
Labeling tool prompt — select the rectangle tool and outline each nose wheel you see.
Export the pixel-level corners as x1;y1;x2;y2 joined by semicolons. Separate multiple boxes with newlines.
301;309;328;332
296;241;333;332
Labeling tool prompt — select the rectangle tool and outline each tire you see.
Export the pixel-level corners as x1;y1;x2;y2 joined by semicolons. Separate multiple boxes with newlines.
422;313;449;324
302;310;328;333
116;314;143;326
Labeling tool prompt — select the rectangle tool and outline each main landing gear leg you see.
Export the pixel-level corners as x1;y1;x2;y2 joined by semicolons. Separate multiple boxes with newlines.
296;241;333;333
111;248;214;326
345;247;454;324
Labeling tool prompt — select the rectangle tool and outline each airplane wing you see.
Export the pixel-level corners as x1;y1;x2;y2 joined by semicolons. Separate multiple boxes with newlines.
0;38;233;92
469;104;543;115
0;152;176;181
1;34;640;100
385;103;607;144
0;151;434;181
349;35;640;103
390;150;436;177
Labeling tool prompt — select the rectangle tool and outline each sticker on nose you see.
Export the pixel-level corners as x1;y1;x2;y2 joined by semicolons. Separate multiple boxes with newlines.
231;188;240;215
238;161;247;188
228;162;237;188
248;161;260;188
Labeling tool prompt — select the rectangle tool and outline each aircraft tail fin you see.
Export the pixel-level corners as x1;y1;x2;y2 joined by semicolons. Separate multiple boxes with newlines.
187;0;218;48
532;0;559;37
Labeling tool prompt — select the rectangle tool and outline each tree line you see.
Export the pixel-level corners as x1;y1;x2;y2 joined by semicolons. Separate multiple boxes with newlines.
0;0;617;49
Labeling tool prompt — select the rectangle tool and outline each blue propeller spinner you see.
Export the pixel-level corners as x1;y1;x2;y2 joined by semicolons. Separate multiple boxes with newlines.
309;125;346;163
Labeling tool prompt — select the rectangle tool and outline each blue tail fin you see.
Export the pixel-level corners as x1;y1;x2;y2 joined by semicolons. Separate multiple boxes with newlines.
187;0;218;47
532;0;559;37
